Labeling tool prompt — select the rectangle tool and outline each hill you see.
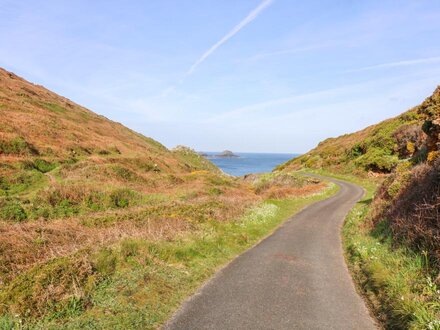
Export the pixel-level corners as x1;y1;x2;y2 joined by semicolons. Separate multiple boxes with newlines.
0;67;252;319
0;68;326;328
278;87;439;175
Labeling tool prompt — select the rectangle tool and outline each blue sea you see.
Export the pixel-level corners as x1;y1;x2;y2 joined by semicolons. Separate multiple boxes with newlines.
203;152;299;177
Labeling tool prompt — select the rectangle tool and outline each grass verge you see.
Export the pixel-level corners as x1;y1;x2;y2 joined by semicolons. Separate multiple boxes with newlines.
0;183;338;329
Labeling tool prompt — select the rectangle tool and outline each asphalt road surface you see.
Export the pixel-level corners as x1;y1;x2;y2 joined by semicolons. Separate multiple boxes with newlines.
164;176;377;330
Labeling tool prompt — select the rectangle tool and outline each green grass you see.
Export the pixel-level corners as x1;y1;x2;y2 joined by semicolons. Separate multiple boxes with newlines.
43;103;67;114
0;183;338;329
322;172;440;330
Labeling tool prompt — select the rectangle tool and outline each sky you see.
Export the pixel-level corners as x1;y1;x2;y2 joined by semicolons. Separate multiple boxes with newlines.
1;1;440;153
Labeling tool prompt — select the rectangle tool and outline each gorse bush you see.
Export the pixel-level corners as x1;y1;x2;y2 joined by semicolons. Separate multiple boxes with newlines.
355;148;399;172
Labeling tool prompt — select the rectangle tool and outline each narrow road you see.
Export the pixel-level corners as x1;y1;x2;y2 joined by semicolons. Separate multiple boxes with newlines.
165;177;377;330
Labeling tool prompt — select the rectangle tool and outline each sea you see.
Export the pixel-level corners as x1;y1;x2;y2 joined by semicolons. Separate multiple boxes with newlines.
202;152;299;177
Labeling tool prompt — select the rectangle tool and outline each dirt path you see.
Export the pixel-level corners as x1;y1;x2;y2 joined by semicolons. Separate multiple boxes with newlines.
164;176;377;329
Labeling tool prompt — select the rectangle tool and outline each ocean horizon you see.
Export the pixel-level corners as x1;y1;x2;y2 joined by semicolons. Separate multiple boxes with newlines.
201;152;300;177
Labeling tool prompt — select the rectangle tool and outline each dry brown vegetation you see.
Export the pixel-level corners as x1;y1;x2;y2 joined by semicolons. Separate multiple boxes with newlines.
0;67;325;323
370;159;440;269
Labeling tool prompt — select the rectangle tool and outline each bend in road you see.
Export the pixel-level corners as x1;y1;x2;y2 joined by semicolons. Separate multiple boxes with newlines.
165;176;377;330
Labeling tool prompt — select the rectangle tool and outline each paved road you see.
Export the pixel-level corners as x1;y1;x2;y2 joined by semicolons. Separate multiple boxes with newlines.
164;176;377;330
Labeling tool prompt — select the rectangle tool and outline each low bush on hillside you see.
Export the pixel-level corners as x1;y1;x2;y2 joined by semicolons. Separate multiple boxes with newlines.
354;148;399;172
0;137;39;156
0;199;27;222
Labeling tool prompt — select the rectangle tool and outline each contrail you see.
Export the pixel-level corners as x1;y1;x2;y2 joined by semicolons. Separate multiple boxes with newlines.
352;56;440;72
186;0;274;76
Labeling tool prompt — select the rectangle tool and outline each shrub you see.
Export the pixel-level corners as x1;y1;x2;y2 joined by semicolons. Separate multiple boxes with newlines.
92;248;117;277
20;159;56;173
0;201;27;222
109;188;137;208
209;187;223;196
0;137;38;156
355;148;399;172
349;143;365;158
406;141;416;155
422;120;434;134
112;165;138;181
33;159;56;173
427;151;439;163
120;239;141;259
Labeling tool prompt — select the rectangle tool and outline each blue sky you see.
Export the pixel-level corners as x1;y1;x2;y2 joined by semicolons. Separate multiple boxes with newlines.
1;0;440;153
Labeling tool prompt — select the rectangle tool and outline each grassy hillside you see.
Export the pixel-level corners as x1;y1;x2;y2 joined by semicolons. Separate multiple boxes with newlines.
0;68;328;328
279;87;440;263
278;87;440;328
278;87;439;175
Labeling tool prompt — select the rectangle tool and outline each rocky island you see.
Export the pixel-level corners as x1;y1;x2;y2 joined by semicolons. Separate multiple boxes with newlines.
215;150;240;158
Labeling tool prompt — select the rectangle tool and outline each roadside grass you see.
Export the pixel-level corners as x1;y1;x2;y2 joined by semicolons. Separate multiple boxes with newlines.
0;183;338;329
313;171;440;330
